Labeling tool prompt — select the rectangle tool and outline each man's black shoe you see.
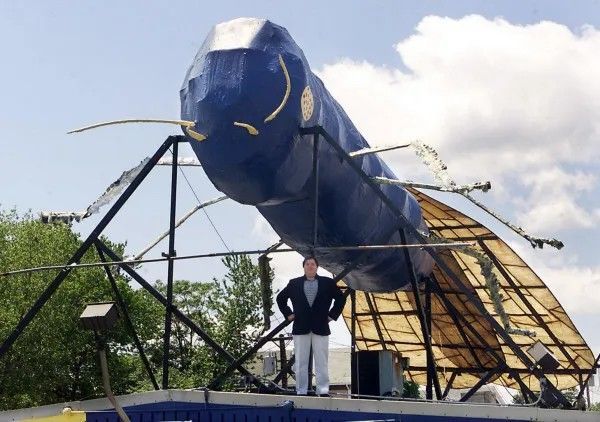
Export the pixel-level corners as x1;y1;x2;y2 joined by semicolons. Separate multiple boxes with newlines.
318;393;330;397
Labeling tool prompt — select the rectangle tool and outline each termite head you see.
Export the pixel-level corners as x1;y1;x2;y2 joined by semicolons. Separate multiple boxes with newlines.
180;18;319;205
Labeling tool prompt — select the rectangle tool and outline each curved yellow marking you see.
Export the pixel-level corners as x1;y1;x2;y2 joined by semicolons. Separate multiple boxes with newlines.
67;118;208;142
233;121;259;136
184;126;208;142
264;54;291;123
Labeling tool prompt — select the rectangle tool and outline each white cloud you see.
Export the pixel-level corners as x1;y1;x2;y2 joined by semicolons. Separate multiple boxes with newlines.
518;200;596;231
317;15;600;232
522;168;596;195
512;243;600;316
537;264;600;315
516;167;600;231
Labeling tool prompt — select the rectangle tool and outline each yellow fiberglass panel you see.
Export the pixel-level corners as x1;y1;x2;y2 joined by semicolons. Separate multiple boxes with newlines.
22;410;86;422
340;188;595;392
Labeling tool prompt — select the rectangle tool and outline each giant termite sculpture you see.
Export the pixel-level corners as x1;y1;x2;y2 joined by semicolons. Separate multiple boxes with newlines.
70;18;560;293
71;18;435;292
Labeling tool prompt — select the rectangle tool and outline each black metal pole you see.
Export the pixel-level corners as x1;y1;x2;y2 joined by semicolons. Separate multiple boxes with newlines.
441;371;457;399
0;136;177;361
425;279;433;400
302;125;570;407
364;293;387;350
516;373;531;404
308;132;320;393
575;352;600;404
162;139;179;389
398;230;442;400
95;243;160;390
586;379;591;409
274;354;295;385
350;289;357;395
95;241;271;391
312;132;320;248
278;334;288;389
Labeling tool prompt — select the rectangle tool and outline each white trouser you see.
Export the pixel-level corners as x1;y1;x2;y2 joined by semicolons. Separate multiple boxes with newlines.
293;332;329;395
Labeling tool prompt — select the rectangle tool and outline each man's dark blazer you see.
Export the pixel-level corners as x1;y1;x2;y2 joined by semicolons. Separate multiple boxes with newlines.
276;275;346;335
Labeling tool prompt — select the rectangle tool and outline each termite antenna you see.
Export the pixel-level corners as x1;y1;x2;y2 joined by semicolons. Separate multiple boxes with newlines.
67;118;208;141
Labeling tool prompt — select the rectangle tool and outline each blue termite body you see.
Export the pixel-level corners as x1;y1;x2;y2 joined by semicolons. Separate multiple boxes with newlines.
180;18;433;292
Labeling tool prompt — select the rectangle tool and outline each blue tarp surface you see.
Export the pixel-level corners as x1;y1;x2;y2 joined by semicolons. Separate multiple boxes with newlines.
180;18;433;291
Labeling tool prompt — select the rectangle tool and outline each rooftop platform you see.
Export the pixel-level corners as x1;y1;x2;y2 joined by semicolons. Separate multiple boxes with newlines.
2;389;598;422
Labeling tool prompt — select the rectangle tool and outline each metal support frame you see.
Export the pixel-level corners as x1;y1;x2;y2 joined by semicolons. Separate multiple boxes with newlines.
95;245;160;390
302;132;320;393
0;135;268;393
479;240;596;401
364;293;387;351
278;334;288;388
575;352;600;405
399;230;442;400
208;320;290;390
96;241;272;392
515;373;532;404
442;372;457;399
163;139;179;389
428;274;537;402
427;274;499;399
2;127;592;406
350;289;358;395
312;132;320;249
478;241;582;373
432;274;492;367
299;126;570;407
428;276;485;369
0;136;178;361
430;273;531;401
459;368;501;402
273;354;295;386
424;279;433;400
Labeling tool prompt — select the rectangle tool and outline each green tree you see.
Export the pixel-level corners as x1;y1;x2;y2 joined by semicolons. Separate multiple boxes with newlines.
153;255;265;389
0;210;161;410
0;209;267;409
402;380;421;398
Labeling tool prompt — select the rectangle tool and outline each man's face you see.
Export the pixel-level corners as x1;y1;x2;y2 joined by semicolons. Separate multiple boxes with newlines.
303;259;318;278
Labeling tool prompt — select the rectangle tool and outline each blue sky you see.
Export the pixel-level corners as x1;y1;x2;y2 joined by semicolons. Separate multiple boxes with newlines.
1;0;599;390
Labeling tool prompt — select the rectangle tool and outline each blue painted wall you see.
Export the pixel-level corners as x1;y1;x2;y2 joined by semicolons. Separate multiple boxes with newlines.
85;401;529;422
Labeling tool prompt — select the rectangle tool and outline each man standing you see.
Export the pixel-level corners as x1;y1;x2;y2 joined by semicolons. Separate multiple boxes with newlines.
276;257;346;396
